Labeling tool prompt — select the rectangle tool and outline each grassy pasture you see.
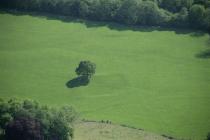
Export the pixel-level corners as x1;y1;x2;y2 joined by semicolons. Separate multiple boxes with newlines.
0;13;210;139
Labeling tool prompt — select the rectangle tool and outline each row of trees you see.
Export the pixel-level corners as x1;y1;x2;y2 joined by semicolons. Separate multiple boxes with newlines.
0;98;77;140
0;0;210;31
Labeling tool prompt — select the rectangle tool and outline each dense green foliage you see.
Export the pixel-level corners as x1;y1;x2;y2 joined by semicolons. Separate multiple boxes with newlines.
189;4;206;28
0;14;210;139
0;98;77;140
76;61;96;77
75;61;96;84
0;0;210;31
5;117;43;140
160;0;194;13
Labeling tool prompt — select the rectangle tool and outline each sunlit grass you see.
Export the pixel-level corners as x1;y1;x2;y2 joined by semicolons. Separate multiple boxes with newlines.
0;13;210;139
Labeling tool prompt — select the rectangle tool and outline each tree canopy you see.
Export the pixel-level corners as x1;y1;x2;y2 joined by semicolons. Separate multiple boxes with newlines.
73;61;96;85
0;98;77;140
189;4;206;28
0;0;209;31
5;117;43;140
76;61;96;78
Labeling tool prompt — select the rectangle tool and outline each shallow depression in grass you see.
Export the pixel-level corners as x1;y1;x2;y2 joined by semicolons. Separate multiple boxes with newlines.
0;13;210;140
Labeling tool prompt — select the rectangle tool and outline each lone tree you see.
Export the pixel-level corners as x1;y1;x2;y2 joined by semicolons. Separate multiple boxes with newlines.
75;61;96;84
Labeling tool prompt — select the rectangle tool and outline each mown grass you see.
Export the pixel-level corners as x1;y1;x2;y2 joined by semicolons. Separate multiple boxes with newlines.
0;13;210;139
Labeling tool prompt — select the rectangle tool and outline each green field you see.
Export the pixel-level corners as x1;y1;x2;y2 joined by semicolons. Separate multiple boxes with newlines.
0;13;210;140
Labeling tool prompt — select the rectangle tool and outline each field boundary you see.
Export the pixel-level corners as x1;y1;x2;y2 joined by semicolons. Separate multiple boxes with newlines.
81;119;177;140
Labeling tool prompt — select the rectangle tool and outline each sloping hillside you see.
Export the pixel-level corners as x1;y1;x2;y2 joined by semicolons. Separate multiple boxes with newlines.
74;121;174;140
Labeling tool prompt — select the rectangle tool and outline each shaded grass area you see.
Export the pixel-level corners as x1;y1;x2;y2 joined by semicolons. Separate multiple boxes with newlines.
0;13;210;140
0;9;207;36
66;76;89;88
196;50;210;59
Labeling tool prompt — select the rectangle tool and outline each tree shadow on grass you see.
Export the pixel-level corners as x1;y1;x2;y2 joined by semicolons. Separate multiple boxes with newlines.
196;38;210;59
190;31;206;37
0;9;208;35
207;38;210;46
66;76;89;88
196;50;210;59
